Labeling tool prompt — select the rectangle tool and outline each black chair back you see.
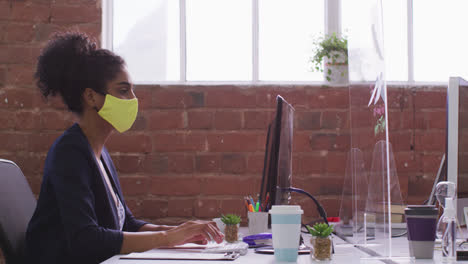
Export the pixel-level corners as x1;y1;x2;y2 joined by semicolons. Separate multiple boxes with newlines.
0;159;37;264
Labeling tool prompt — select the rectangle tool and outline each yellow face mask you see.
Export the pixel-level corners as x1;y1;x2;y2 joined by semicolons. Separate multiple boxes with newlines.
97;94;138;133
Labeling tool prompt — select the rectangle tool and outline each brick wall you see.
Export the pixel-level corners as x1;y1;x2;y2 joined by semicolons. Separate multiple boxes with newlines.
0;0;447;262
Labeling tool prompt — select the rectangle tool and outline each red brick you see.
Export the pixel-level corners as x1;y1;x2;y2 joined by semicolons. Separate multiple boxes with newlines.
0;132;30;152
207;133;260;152
141;199;168;218
309;89;349;109
44;95;67;110
40;110;75;130
349;110;374;129
0;45;34;64
414;90;446;109
142;154;168;174
10;2;50;22
28;132;61;152
134;87;153;109
205;88;257;108
195;154;221;173
325;152;347;175
107;133;152;153
125;199;143;218
214;111;242;130
27;175;43;196
33;23;60;42
421;153;443;175
129;113;147;131
348;85;373;107
151;176;200;196
394;151;420;174
15;110;41;130
0;109;15;129
221;154;246;174
388;131;413;152
200;176;256;195
321;111;349;130
427;110;446;129
296;111;321;130
15;153;43;175
414;131;445;152
194;198;220;218
402;110;419;129
167;154;194;174
246;154;265;173
294;132;313;152
387;110;401;131
244;110;272;130
0;67;6;87
114;155;144;174
188;111;213;129
153;89;204;109
168;199;194;217
387;88;411;110
148;110;185;130
294;176;345;196
153;133;206;152
6;64;34;86
4;22;35;43
50;5;100;23
120;176;150;196
0;88;42;109
295;154;325;175
254;89;281;108
407;174;434;197
0;1;10;20
219;199;246;218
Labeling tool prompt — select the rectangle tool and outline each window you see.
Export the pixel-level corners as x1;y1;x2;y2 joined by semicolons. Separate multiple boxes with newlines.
104;0;468;84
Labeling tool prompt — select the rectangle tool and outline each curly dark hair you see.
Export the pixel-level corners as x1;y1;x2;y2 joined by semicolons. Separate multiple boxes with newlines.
35;32;125;114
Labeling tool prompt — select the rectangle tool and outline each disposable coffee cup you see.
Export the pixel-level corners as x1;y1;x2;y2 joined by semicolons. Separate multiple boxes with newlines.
248;211;269;235
269;205;303;262
404;205;438;259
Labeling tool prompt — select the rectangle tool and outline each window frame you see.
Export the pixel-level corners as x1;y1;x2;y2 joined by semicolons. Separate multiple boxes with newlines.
102;0;446;86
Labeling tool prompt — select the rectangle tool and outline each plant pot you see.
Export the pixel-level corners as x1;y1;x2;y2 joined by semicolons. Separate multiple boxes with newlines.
224;224;238;243
311;236;332;261
324;51;348;86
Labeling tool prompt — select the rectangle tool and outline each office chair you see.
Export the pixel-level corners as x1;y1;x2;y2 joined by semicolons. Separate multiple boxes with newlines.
0;159;37;264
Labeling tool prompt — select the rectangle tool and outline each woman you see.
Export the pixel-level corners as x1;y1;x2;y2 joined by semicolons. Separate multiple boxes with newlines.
25;32;223;264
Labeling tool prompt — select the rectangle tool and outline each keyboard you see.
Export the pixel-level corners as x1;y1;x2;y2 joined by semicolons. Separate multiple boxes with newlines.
202;241;249;255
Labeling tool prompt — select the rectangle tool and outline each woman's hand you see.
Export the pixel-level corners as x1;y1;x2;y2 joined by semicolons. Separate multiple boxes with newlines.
165;220;224;247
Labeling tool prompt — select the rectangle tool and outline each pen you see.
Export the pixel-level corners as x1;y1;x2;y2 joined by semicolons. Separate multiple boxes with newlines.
255;201;260;212
248;204;255;212
249;196;255;209
244;199;250;212
263;192;270;211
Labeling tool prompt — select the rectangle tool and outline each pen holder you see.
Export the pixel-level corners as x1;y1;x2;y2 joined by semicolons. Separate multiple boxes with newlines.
248;211;269;235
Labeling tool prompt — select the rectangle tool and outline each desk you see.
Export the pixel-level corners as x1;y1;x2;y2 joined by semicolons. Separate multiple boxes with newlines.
100;228;460;264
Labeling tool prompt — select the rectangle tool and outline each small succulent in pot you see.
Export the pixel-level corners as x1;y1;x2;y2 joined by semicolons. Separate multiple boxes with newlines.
221;214;241;243
306;223;333;261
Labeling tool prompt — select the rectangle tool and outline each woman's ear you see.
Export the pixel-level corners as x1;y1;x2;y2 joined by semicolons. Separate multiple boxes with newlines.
83;88;100;110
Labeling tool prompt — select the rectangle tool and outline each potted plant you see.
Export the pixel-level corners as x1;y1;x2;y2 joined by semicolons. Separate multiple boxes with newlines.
306;223;333;261
221;214;241;243
310;32;348;85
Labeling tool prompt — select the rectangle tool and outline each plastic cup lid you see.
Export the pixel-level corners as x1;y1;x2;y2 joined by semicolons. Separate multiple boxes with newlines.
269;205;303;214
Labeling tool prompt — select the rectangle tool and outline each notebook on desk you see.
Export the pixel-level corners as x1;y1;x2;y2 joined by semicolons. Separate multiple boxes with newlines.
120;242;249;261
120;250;240;261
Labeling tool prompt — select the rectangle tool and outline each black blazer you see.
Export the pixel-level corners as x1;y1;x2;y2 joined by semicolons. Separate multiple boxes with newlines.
25;124;147;264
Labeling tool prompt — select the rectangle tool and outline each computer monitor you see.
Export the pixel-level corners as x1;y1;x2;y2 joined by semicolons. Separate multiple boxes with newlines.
259;95;294;210
446;77;468;224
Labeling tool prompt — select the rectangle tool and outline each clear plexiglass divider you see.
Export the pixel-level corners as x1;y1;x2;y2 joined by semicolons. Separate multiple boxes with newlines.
343;0;414;262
